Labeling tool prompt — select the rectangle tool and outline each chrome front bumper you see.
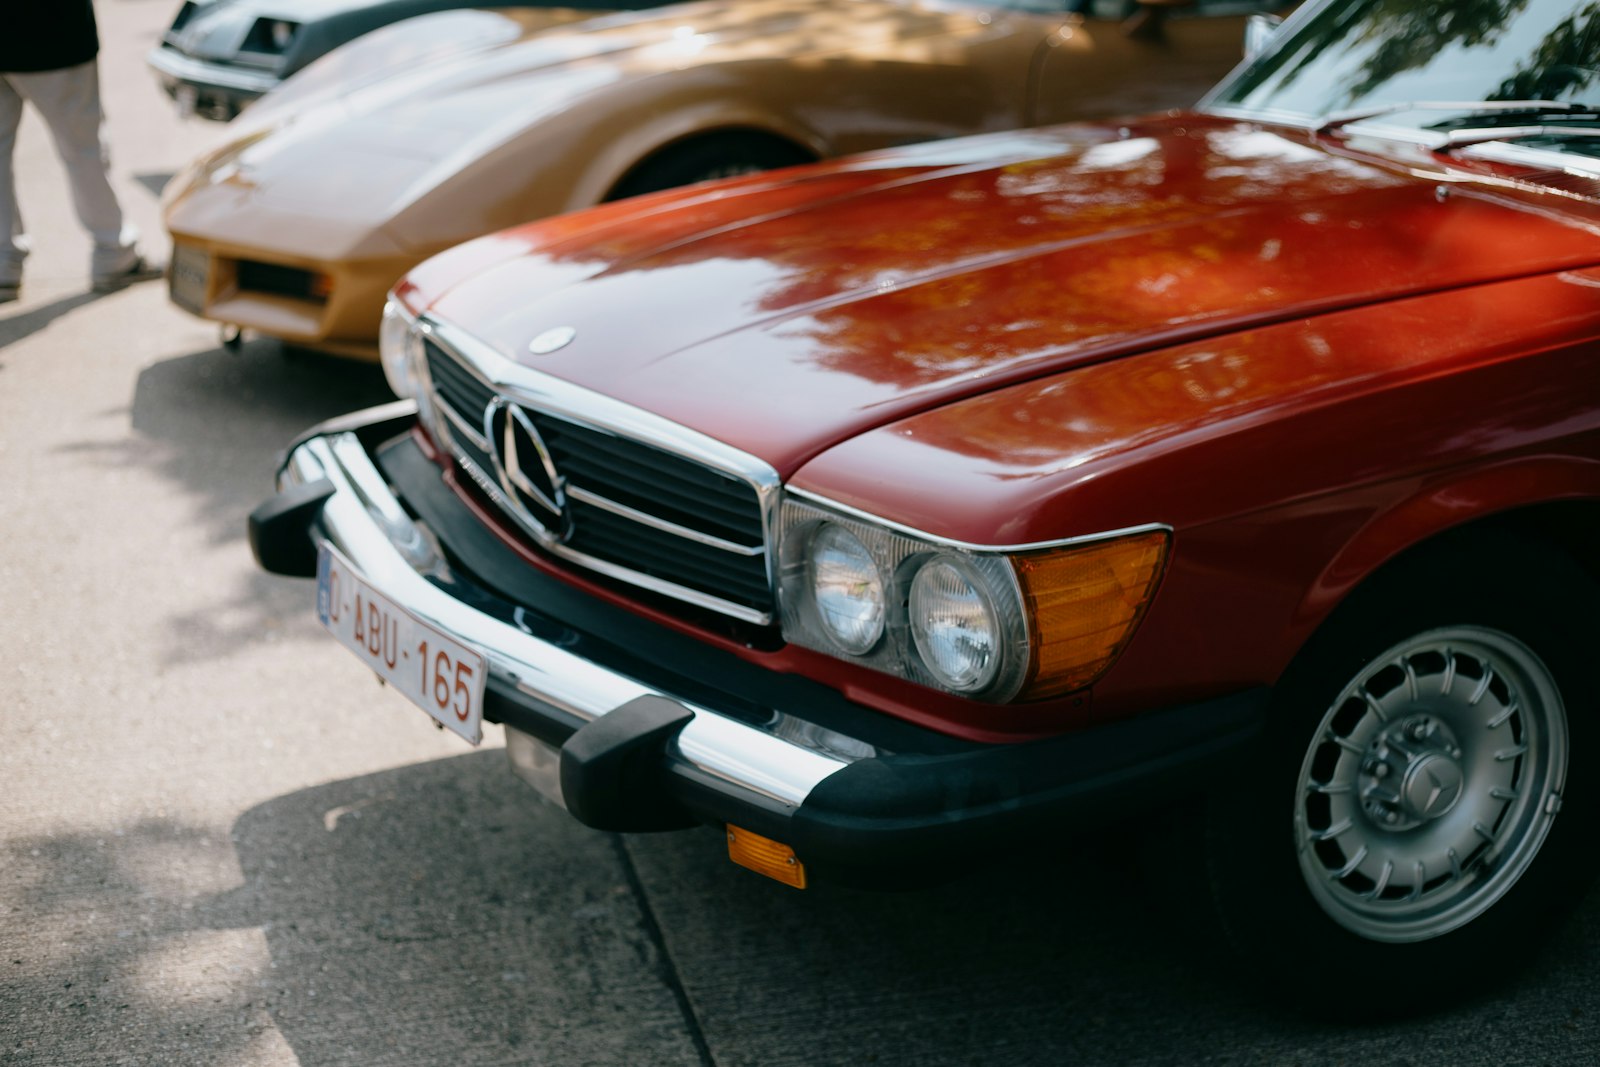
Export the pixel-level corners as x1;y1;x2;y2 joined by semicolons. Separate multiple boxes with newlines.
256;404;1269;884
277;403;861;813
147;46;280;99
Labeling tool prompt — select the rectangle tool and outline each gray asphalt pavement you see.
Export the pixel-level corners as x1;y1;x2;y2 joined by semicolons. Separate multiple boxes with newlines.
5;3;1600;1065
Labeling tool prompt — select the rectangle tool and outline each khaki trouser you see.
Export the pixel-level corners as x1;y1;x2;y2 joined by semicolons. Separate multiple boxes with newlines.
0;59;139;285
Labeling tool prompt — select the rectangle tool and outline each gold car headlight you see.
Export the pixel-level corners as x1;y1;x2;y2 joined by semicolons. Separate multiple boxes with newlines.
778;493;1168;702
379;297;422;399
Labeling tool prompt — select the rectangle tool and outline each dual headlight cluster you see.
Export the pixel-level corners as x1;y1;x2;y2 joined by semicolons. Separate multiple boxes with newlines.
778;496;1169;703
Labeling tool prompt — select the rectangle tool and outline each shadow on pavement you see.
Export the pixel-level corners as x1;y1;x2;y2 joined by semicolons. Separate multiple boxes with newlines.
0;290;105;350
119;340;392;536
2;752;705;1067
5;750;1600;1066
53;338;394;667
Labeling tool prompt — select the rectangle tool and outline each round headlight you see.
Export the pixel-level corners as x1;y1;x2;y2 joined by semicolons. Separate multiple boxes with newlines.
378;299;416;398
909;557;1000;693
807;523;885;655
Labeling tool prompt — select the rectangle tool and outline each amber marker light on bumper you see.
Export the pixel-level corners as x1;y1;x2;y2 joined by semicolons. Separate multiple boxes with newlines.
1013;530;1170;700
727;826;808;888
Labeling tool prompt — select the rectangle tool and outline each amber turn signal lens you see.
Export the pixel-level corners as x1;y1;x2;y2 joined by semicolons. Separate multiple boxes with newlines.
309;272;335;299
1014;530;1170;700
727;825;807;889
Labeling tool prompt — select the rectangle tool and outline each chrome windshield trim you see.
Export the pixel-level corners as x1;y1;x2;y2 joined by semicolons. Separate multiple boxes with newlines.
1445;125;1600;148
1458;140;1600;178
1198;104;1320;129
145;46;281;94
1196;0;1334;113
289;425;861;808
566;486;765;557
785;486;1172;555
1198;107;1600;179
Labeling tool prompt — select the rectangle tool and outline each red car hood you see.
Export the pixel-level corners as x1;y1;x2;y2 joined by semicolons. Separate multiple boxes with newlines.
419;114;1600;474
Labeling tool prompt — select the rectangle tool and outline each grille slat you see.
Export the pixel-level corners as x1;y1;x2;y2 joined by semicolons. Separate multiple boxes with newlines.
568;503;771;603
423;337;773;620
426;344;495;418
537;421;760;537
548;454;763;541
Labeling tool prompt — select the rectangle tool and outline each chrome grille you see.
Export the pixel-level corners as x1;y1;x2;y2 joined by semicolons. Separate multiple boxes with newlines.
421;333;775;622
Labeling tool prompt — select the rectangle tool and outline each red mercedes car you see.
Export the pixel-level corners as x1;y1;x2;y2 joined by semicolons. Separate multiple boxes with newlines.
252;0;1600;1005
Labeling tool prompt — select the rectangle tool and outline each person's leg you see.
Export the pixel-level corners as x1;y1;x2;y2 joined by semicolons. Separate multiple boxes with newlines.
0;75;26;295
10;60;145;283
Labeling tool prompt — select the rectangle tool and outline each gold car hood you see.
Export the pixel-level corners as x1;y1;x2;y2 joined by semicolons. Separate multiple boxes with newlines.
167;0;999;254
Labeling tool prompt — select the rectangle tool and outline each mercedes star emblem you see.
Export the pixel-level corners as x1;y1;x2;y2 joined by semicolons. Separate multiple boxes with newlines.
528;326;577;355
485;398;572;542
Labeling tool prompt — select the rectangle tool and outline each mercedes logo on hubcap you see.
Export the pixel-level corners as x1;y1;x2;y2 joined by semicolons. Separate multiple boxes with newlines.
485;398;572;542
1402;754;1465;822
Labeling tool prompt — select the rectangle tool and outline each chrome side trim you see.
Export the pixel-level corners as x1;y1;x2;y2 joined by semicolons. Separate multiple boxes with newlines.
286;426;862;809
784;486;1173;555
145;46;280;95
567;486;765;557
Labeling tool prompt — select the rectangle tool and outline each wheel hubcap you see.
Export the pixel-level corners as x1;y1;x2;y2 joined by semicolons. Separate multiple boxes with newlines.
1293;627;1568;943
1357;715;1466;830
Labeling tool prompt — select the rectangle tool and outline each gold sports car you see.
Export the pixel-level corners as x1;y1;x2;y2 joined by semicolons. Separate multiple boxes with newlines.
164;0;1283;359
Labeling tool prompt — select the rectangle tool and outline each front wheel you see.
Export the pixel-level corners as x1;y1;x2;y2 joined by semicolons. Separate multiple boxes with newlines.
1292;625;1567;943
1202;538;1598;1012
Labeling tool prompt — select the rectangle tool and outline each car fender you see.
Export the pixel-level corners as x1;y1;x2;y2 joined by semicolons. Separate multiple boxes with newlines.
381;70;827;249
1296;455;1600;635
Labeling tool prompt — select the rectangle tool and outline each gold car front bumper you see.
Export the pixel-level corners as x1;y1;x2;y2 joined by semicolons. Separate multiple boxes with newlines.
167;236;420;360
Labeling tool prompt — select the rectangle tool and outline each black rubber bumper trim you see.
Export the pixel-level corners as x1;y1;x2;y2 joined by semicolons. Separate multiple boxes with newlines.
560;695;699;832
788;688;1269;879
249;477;333;578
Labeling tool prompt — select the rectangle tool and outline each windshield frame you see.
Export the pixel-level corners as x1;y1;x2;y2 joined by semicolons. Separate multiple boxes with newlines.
1197;0;1344;126
1195;0;1600;174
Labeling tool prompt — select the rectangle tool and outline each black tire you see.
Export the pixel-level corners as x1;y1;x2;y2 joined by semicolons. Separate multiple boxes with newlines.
607;132;813;201
1199;532;1599;1015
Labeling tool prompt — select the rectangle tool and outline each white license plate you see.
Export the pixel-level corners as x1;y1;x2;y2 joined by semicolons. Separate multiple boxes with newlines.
169;243;210;314
316;543;487;745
